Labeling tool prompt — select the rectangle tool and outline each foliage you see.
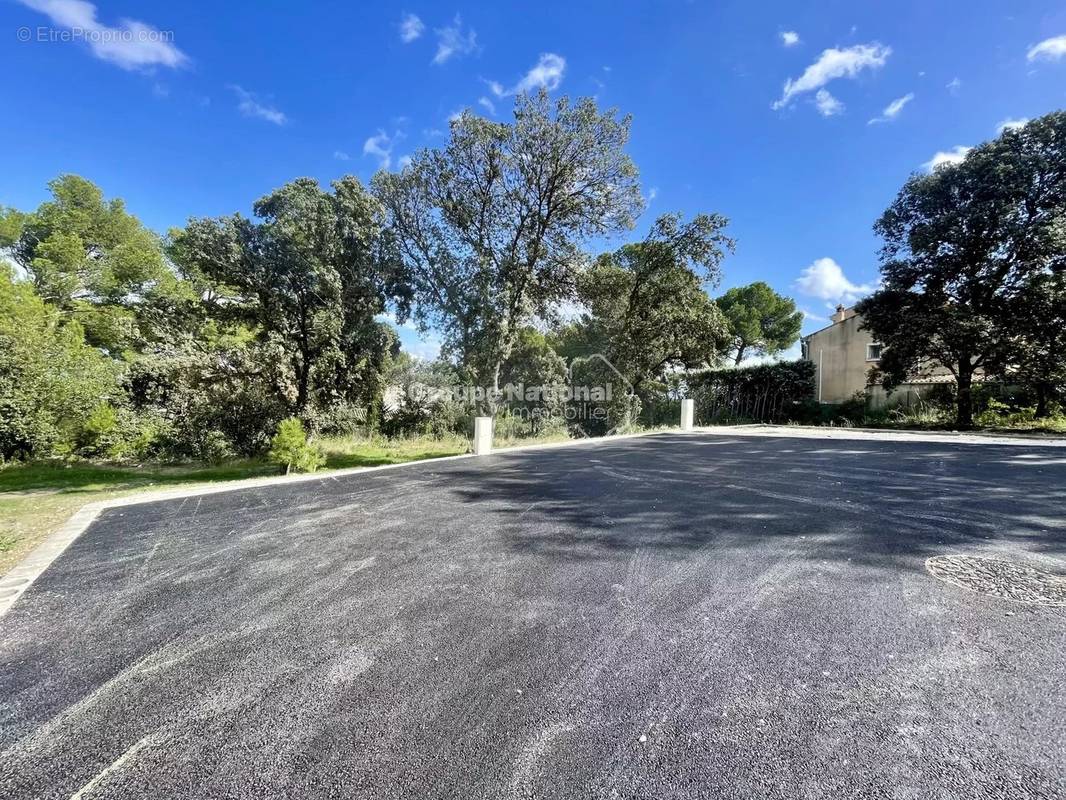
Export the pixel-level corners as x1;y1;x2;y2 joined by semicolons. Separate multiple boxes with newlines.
575;213;733;391
690;360;815;424
0;265;122;460
380;354;469;439
497;328;568;434
565;355;642;436
1007;271;1066;417
493;410;569;443
857;111;1066;428
6;175;179;354
268;417;325;473
169;176;404;415
373;90;644;409
715;281;802;365
123;338;288;459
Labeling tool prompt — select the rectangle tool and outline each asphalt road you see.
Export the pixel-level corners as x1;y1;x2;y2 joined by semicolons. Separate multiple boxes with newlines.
2;432;1065;799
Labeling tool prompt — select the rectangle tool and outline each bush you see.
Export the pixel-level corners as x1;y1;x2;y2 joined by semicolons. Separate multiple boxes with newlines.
0;266;122;460
76;403;121;458
380;390;469;439
690;360;816;424
124;350;288;460
268;417;324;474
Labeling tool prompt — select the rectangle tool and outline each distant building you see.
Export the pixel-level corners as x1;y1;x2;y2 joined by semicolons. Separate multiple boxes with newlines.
800;305;956;407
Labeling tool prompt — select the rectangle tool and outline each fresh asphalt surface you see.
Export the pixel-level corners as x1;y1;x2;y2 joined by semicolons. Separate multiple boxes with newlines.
2;433;1065;799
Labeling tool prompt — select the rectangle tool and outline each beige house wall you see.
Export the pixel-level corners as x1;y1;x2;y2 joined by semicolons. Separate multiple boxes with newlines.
802;306;957;406
803;309;879;404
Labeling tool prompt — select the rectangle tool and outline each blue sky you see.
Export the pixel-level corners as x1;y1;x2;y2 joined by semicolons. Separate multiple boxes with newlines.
3;1;1066;359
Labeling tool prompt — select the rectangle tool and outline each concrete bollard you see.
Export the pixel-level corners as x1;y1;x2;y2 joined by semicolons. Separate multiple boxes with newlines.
680;398;694;432
473;416;493;455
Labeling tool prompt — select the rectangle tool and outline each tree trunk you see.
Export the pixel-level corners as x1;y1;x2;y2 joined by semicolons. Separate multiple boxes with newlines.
296;359;310;413
956;368;974;430
1035;384;1049;419
734;345;746;367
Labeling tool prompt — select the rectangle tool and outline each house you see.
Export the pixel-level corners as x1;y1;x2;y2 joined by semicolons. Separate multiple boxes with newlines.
800;305;956;408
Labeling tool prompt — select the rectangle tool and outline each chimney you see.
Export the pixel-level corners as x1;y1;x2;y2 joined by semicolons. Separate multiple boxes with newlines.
832;304;848;324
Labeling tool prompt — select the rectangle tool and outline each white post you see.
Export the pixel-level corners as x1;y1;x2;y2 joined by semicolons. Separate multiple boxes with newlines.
680;398;694;432
473;416;493;455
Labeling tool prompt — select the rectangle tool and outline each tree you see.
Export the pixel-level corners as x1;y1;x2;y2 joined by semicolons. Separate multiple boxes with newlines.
0;264;120;459
575;213;734;394
856;111;1066;428
6;175;178;354
372;91;643;411
1010;271;1066;418
170;176;406;416
498;327;568;433
715;281;802;366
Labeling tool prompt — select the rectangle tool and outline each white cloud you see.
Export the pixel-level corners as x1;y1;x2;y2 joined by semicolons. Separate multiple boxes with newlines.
477;96;496;114
1027;35;1066;62
780;31;800;47
333;150;350;161
794;258;873;304
363;130;399;170
399;13;424;43
946;77;962;94
772;43;891;110
923;145;972;171
398;154;413;170
17;0;187;70
815;89;844;116
996;117;1029;134
647;187;659;202
868;92;914;124
229;85;287;125
433;15;477;65
489;53;566;97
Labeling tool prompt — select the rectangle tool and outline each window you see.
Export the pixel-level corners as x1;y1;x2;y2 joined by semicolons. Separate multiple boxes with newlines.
866;342;883;362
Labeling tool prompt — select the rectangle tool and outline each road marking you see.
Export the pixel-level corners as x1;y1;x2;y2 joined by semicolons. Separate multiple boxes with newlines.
69;733;161;799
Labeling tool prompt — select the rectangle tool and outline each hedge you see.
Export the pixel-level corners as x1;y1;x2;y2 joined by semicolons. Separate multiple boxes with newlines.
689;360;816;424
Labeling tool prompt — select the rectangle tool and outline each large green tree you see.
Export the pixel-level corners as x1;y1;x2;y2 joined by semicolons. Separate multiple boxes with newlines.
575;213;734;394
5;175;178;354
715;281;802;366
170;176;406;416
372;90;643;410
856;111;1066;428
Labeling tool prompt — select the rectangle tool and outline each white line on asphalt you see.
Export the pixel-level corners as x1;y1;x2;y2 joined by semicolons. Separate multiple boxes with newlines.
69;733;161;800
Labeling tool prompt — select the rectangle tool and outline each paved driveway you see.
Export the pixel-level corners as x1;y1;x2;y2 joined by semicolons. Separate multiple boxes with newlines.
2;433;1065;799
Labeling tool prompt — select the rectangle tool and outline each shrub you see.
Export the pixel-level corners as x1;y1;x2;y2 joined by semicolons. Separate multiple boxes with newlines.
268;417;324;474
689;360;816;424
0;268;122;460
381;391;468;439
124;351;288;460
77;403;120;456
